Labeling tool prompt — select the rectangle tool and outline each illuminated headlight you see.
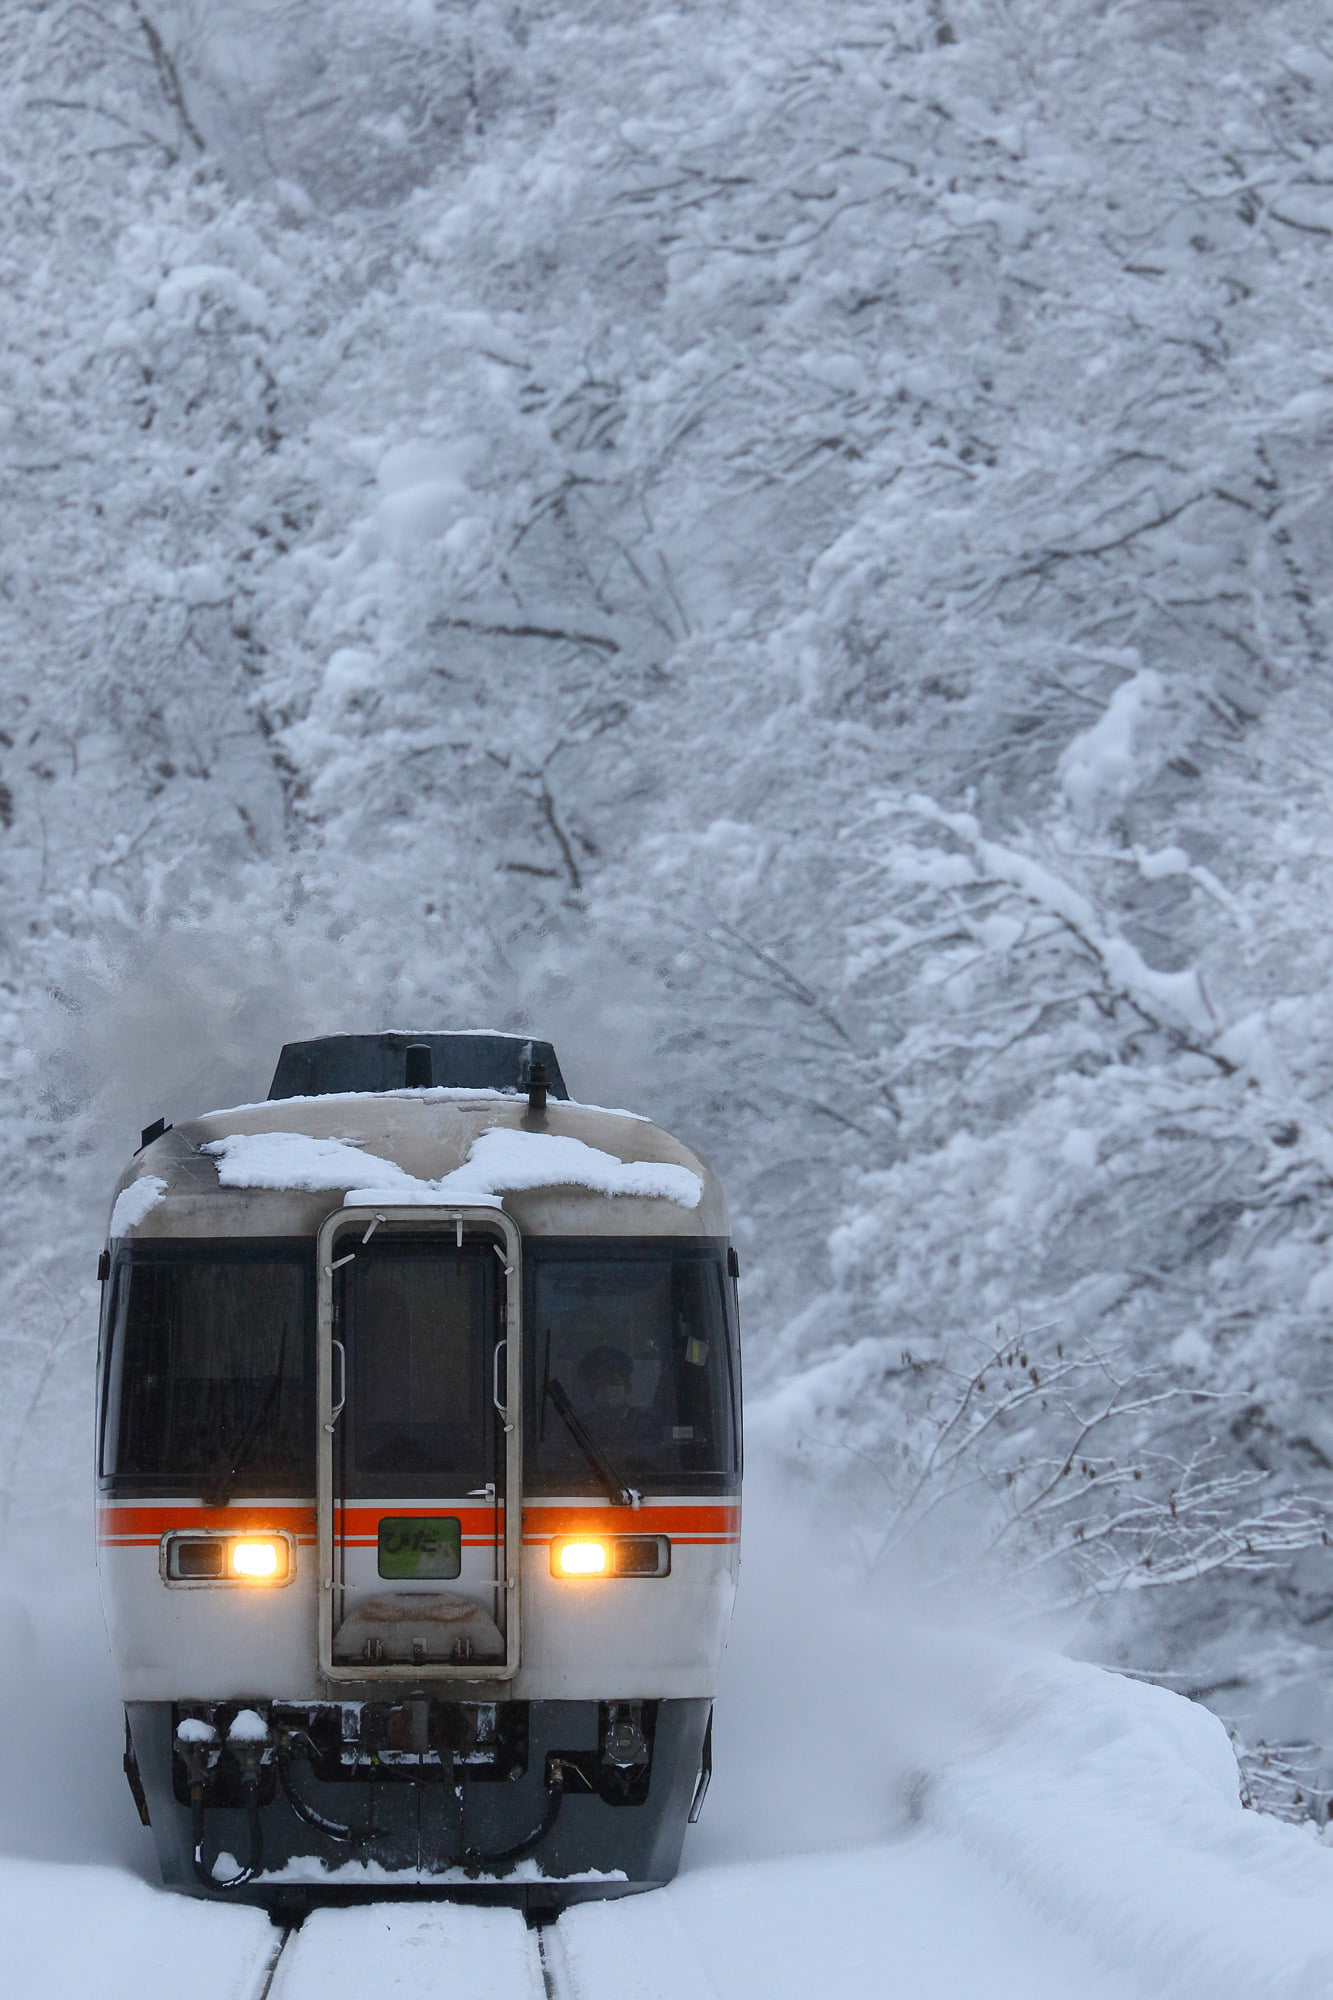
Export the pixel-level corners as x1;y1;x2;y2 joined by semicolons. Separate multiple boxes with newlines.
163;1532;292;1585
551;1535;670;1579
229;1538;286;1581
554;1538;609;1577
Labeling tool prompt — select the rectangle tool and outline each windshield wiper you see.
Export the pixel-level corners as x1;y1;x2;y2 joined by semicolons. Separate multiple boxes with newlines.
544;1376;638;1509
202;1316;290;1508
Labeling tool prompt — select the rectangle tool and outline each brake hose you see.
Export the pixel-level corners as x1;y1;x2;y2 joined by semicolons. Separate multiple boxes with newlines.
197;1741;565;1882
191;1772;264;1892
276;1737;374;1845
460;1756;566;1875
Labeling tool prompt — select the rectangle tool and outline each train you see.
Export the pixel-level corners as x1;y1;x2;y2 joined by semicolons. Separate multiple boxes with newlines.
95;1031;741;1922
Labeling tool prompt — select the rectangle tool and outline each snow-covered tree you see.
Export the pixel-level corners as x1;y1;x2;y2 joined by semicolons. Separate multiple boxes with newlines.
6;0;1333;1766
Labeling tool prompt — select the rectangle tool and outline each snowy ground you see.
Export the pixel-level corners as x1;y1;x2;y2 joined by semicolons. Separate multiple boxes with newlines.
7;1481;1333;1999
8;1636;1333;2000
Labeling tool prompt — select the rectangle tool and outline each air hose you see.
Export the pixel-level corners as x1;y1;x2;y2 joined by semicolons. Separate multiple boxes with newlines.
192;1734;565;1881
276;1738;374;1845
275;1732;566;1872
460;1756;566;1876
191;1774;265;1891
180;1715;267;1892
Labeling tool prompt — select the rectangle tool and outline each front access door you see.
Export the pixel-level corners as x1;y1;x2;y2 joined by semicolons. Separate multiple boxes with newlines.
316;1208;521;1682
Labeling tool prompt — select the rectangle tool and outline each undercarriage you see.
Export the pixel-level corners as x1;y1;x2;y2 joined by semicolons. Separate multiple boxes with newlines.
125;1696;712;1917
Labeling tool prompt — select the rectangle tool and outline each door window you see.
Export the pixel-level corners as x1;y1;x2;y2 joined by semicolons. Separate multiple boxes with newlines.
337;1238;498;1496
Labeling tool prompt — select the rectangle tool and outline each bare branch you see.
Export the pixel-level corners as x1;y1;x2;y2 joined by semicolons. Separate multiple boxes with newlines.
126;1;204;155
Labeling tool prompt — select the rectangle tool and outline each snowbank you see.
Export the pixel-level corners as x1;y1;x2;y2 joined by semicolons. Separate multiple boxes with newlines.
681;1471;1333;2000
929;1648;1333;2000
0;1857;270;2000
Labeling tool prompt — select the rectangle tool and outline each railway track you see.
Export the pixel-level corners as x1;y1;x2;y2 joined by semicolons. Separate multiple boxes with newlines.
531;1920;569;2000
254;1923;296;2000
242;1906;574;2000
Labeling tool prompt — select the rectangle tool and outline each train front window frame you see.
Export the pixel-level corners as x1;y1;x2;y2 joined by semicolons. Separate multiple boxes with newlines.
98;1239;315;1497
333;1233;502;1500
524;1237;741;1497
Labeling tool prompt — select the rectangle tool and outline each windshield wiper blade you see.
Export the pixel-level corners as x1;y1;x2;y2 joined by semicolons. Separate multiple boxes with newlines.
202;1376;282;1508
202;1318;290;1508
545;1376;637;1508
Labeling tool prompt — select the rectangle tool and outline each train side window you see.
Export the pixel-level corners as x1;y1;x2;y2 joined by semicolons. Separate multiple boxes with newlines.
100;1243;314;1493
526;1239;740;1495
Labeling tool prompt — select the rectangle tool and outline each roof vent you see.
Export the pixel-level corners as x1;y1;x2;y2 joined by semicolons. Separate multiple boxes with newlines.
267;1033;569;1102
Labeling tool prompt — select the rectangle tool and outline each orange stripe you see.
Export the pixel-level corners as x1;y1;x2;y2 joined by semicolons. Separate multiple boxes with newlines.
522;1502;740;1543
99;1503;314;1542
99;1498;741;1546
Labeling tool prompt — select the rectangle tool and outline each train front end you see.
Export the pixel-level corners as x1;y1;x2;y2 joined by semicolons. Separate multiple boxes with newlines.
95;1033;741;1917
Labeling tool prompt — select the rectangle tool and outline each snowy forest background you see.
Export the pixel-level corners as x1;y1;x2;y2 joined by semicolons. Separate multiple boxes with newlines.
6;0;1333;1819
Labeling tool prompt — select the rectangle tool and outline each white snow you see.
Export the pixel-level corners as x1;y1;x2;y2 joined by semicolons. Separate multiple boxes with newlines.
11;0;1333;1980
204;1131;421;1195
271;1903;537;2000
203;1127;702;1207
1059;1125;1098;1170
430;1128;702;1208
108;1177;168;1235
1058;669;1165;821
8;1497;1333;1998
1135;844;1192;881
11;1625;1333;1999
255;1856;626;1885
376;441;478;555
0;1859;271;2000
903;795;1217;1036
153;264;270;329
922;1646;1333;2000
227;1708;269;1743
172;1712;214;1744
561;1842;1143;2000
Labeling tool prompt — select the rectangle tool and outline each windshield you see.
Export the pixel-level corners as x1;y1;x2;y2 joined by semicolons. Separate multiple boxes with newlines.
526;1239;740;1495
99;1242;314;1493
335;1235;500;1497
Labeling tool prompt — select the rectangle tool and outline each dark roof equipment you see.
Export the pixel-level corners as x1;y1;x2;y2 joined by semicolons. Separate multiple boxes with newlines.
268;1033;569;1102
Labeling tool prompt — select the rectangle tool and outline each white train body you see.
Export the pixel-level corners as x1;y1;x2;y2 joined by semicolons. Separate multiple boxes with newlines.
95;1035;741;1916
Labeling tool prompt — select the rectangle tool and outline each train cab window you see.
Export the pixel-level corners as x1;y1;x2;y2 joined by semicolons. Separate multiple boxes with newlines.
99;1242;314;1494
527;1239;740;1495
336;1237;498;1495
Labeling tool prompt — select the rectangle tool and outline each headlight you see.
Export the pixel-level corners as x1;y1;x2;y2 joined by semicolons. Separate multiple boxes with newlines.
162;1532;293;1585
554;1538;610;1576
550;1535;670;1579
229;1537;286;1581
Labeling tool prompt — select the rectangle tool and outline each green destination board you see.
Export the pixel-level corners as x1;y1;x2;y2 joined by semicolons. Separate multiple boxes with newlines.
377;1515;462;1580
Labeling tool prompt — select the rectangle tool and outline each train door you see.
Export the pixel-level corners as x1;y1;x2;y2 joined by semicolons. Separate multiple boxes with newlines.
316;1208;522;1682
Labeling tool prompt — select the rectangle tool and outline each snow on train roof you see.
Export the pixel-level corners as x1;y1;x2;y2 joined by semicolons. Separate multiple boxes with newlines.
109;1176;169;1235
108;1088;716;1237
202;1126;702;1209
